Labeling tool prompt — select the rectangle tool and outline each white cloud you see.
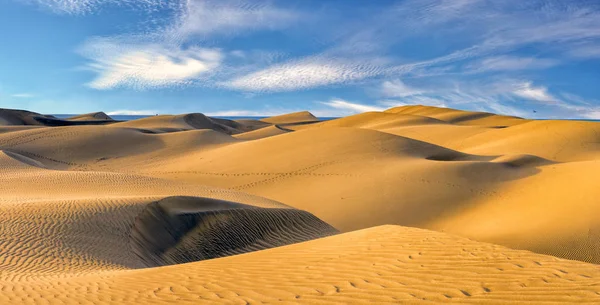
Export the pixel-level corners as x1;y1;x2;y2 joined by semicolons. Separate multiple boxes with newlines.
383;96;448;109
581;111;600;120
225;59;381;92
380;79;423;98
467;56;559;72
79;38;222;90
377;99;409;108
320;99;385;114
11;93;35;98
568;44;600;59
106;109;158;115
512;82;558;103
20;0;165;15
170;0;299;39
394;0;485;30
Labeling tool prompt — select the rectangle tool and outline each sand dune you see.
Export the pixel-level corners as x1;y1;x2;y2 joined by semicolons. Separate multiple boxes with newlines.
1;225;600;304
1;105;599;303
113;113;242;134
260;110;319;124
0;108;51;126
233;124;290;140
385;105;527;127
67;111;113;121
131;196;337;267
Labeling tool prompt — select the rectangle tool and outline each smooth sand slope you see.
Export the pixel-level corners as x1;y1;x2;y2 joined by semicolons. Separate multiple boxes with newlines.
1;105;600;303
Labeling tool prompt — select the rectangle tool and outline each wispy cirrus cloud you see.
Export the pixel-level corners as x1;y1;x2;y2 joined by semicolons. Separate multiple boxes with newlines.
11;93;35;98
226;0;600;93
380;79;424;98
567;43;600;59
320;99;385;114
512;82;558;103
15;0;600;120
74;0;301;90
582;111;600;119
370;79;557;118
465;56;559;73
209;99;388;118
224;58;383;92
17;0;166;15
79;37;223;90
106;109;158;115
169;0;300;40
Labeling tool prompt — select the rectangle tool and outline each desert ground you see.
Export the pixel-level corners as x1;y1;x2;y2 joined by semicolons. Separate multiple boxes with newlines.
1;105;600;304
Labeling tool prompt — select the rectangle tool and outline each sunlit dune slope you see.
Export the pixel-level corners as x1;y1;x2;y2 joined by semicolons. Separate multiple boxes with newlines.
233;124;290;140
304;106;600;162
260;110;319;124
385;105;527;127
1;225;599;304
112;113;243;134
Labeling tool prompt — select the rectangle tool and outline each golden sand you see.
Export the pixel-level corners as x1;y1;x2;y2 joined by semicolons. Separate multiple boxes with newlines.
1;105;599;304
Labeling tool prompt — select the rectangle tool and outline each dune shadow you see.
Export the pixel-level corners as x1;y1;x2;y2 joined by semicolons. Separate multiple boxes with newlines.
129;196;338;267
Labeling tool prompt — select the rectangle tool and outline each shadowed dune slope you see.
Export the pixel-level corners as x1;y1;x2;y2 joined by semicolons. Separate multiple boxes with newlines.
131;196;338;267
1;225;600;304
0;108;50;126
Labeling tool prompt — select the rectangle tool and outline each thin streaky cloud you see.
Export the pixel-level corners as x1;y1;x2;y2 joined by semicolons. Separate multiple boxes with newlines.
106;109;159;115
380;80;424;98
11;93;35;98
465;56;559;72
567;44;600;59
168;0;300;40
18;0;166;15
224;58;383;92
321;99;385;114
582;111;600;120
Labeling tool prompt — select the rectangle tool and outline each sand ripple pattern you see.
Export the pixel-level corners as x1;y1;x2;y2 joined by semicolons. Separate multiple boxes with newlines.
2;226;600;304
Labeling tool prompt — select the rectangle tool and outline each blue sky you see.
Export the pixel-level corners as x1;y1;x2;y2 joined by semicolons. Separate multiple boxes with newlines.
1;0;600;118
